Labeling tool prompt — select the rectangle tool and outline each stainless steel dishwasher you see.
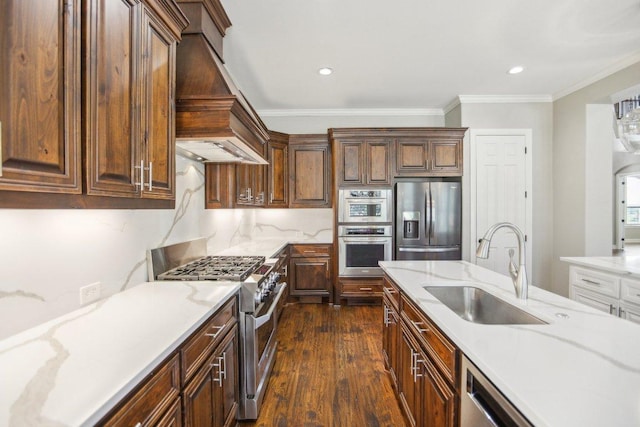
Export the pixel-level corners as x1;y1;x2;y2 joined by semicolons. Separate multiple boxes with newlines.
460;356;533;427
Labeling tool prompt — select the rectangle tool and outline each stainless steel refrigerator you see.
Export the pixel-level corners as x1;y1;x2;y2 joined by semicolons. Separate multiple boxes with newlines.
395;179;462;260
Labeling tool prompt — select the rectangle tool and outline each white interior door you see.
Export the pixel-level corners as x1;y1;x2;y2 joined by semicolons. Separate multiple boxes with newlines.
471;130;531;280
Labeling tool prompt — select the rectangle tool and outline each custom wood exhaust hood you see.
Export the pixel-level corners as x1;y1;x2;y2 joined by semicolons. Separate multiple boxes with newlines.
175;0;269;164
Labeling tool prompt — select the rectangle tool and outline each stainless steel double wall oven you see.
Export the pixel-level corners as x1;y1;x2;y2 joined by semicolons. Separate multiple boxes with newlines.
148;238;286;420
338;188;393;276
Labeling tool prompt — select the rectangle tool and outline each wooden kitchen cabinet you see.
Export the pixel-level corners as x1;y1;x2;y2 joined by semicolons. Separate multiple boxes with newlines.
205;163;235;209
183;324;239;427
382;281;400;389
0;0;81;194
289;244;332;302
236;163;266;206
338;277;384;305
101;354;181;427
394;131;465;177
266;131;289;208
288;134;332;208
84;0;186;200
384;275;459;427
333;136;392;187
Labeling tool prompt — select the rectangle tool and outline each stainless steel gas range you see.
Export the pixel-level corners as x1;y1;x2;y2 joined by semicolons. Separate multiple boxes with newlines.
148;238;287;420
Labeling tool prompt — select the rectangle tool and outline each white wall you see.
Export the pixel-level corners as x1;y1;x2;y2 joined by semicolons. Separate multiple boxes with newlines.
260;112;444;134
0;157;332;340
456;102;555;291
553;61;640;296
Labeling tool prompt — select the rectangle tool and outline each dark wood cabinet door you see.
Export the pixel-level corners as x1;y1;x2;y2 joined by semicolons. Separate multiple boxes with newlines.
205;163;235;209
339;142;364;185
290;257;331;296
289;135;331;208
398;324;418;427
183;362;215;427
383;296;400;389
266;138;289;207
213;327;239;427
140;6;176;199
235;163;253;205
365;141;391;185
419;357;457;427
0;0;81;193
429;140;462;175
85;0;139;197
395;139;429;176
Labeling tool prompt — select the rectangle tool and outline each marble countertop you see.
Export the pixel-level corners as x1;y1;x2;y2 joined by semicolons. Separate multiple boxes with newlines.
0;281;240;426
561;256;640;277
0;237;330;425
380;260;640;427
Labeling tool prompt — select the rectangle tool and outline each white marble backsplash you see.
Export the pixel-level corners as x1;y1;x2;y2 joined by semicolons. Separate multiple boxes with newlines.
0;157;333;340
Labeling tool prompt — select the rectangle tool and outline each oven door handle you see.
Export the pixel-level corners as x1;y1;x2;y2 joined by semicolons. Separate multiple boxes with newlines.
255;283;287;328
341;237;391;242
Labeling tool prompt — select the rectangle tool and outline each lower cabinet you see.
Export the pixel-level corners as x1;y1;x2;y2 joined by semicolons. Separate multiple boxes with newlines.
384;275;459;427
99;295;239;427
289;244;332;302
339;277;383;305
568;264;640;324
183;324;239;427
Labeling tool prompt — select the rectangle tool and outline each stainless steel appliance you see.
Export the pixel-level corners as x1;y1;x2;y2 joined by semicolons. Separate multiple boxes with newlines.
460;355;533;427
338;225;392;276
395;179;462;260
338;188;392;223
148;239;287;420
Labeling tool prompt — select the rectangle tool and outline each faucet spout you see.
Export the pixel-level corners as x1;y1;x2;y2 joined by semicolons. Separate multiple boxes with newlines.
476;222;528;300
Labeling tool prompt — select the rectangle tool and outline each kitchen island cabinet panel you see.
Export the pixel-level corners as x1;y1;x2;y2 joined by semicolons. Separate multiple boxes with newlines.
0;0;81;194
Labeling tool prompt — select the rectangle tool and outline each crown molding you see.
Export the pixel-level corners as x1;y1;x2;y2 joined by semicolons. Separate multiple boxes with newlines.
553;51;640;101
443;98;461;114
457;95;553;104
257;108;444;117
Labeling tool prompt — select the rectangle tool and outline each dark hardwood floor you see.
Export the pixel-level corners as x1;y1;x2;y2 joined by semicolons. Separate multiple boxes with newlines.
240;303;406;427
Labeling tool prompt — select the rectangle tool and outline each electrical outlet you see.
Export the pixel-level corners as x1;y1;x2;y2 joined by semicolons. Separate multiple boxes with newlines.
79;282;101;305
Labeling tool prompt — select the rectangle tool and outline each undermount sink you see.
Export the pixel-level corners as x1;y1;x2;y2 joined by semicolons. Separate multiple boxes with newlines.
424;286;547;325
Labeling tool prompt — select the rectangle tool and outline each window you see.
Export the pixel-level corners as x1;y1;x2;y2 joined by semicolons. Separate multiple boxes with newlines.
626;175;640;226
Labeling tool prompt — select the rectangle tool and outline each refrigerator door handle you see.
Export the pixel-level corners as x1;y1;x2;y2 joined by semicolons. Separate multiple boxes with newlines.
425;187;431;240
398;247;459;253
429;186;435;239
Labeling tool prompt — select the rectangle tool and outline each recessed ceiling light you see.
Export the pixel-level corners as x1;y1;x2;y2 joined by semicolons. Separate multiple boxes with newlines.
508;66;524;75
318;67;333;76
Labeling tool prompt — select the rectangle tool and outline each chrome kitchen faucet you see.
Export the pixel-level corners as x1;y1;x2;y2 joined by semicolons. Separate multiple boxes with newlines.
476;222;528;300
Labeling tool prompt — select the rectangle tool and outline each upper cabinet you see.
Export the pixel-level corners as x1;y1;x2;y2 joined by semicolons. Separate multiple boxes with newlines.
0;0;81;194
394;129;465;177
266;131;289;208
332;132;392;186
85;0;187;200
289;134;332;208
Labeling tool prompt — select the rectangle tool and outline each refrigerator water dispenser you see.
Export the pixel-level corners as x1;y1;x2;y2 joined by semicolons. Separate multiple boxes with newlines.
402;211;420;239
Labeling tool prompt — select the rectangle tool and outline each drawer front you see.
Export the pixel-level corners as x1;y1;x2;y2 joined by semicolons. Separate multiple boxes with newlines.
181;296;237;384
382;276;400;309
401;295;457;384
570;266;619;298
290;244;331;257
570;285;618;315
621;278;640;306
341;281;383;297
103;354;180;427
620;302;640;325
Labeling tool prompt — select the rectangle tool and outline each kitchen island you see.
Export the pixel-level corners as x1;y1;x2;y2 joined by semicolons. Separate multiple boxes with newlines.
380;260;640;427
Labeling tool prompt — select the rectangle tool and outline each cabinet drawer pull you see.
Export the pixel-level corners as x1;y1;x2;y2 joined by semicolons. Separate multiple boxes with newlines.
412;321;429;333
581;278;601;286
303;250;316;253
360;287;373;291
609;304;616;315
205;325;224;339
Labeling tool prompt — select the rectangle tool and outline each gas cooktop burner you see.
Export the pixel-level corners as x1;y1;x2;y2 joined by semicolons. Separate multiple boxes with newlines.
158;255;265;281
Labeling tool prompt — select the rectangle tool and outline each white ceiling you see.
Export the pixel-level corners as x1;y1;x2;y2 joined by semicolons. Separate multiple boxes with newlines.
219;0;640;112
